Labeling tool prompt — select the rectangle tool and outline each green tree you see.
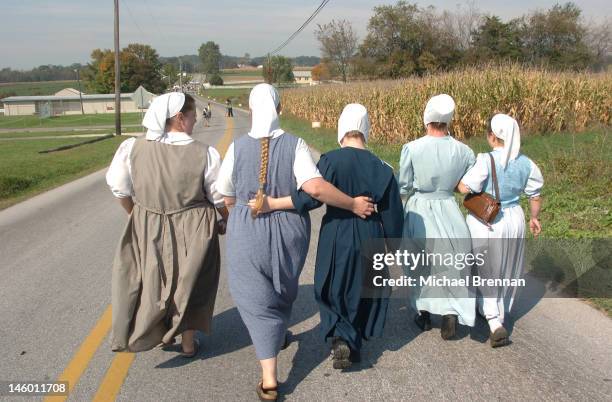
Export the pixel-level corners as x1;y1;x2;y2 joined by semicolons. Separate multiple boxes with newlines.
161;63;179;86
356;1;462;78
315;19;357;82
520;2;593;70
263;56;294;84
199;41;222;74
468;16;523;63
83;44;165;94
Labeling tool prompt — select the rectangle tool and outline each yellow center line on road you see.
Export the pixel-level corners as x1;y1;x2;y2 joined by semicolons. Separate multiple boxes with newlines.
44;305;113;402
216;116;235;157
92;352;135;402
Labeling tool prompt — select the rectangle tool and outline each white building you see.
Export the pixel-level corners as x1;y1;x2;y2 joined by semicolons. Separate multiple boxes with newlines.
1;88;154;116
293;70;313;85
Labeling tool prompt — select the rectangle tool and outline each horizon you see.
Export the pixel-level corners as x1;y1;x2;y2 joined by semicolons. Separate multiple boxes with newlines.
1;0;610;70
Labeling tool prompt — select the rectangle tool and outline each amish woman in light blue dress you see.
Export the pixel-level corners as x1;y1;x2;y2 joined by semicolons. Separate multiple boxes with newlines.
399;94;476;339
458;114;543;347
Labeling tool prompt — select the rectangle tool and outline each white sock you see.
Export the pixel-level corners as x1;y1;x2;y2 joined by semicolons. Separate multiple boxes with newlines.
488;317;503;332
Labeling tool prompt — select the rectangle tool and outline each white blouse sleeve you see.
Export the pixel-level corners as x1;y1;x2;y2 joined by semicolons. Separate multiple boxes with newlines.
524;160;544;198
461;153;489;193
216;142;236;197
106;137;136;198
203;146;225;208
293;138;322;189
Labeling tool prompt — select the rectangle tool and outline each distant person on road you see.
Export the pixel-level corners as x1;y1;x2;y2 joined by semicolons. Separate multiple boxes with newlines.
216;84;374;401
203;103;211;127
106;92;229;357
259;104;404;370
226;98;234;117
457;114;543;347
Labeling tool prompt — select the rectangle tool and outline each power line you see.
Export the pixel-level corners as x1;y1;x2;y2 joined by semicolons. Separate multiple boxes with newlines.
269;0;330;55
120;0;148;40
141;0;163;34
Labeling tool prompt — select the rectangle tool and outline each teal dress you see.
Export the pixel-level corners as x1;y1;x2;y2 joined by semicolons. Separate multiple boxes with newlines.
398;135;476;326
292;147;403;351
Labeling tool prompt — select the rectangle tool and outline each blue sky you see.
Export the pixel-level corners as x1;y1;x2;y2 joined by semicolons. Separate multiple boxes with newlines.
1;0;609;69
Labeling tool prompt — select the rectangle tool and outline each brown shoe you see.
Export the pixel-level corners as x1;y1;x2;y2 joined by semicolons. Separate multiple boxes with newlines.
441;314;457;340
256;381;278;401
180;338;200;358
490;326;510;348
331;337;351;370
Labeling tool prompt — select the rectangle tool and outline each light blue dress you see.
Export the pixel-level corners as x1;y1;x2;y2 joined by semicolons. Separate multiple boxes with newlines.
399;135;476;326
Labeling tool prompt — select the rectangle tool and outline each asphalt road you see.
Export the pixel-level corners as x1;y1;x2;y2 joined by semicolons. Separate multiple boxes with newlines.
0;100;610;401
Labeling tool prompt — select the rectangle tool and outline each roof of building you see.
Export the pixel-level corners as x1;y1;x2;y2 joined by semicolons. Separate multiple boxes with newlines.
1;93;134;102
293;70;312;78
54;88;84;96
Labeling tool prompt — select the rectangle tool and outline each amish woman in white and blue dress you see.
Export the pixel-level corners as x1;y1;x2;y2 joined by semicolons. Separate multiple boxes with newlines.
216;84;373;401
457;114;543;347
106;92;229;357
399;94;477;340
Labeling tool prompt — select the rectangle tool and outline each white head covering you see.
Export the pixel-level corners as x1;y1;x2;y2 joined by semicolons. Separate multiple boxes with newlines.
423;94;455;127
491;113;521;169
142;92;185;140
337;103;370;145
248;83;282;139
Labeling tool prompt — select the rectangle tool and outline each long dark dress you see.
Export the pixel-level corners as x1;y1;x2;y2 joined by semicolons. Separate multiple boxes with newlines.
292;147;403;351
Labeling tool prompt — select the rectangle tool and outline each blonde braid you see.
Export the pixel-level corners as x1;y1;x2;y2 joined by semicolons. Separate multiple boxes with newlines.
251;137;270;218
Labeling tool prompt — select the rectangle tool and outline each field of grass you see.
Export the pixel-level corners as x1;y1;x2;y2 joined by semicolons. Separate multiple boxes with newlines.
221;69;261;76
0;135;125;209
280;113;611;315
0;80;80;97
0;112;143;129
200;88;251;108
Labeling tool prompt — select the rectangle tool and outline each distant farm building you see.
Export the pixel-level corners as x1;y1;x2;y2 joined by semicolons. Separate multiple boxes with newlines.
1;87;155;116
293;70;313;85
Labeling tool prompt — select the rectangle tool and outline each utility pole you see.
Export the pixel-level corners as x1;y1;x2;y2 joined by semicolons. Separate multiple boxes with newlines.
179;58;183;92
114;0;122;136
74;68;85;115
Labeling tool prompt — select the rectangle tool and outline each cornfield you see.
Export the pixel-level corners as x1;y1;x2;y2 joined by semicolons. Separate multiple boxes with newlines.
281;65;612;143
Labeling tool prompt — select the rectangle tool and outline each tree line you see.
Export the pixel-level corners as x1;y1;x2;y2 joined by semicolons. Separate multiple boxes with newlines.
316;1;611;82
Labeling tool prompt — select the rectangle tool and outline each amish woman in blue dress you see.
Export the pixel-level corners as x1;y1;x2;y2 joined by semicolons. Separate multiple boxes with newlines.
257;104;404;369
458;114;543;347
399;94;476;340
216;84;373;400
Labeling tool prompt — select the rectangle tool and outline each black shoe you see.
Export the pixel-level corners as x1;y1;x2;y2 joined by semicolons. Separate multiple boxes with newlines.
414;311;432;331
441;314;457;340
331;338;351;370
490;326;510;348
350;348;361;364
281;331;292;350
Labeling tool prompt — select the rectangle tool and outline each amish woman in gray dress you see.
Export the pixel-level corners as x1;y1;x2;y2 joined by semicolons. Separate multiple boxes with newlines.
216;84;373;401
106;93;229;357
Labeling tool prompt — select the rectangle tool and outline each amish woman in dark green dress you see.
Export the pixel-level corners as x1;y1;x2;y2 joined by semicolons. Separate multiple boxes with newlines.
251;104;403;369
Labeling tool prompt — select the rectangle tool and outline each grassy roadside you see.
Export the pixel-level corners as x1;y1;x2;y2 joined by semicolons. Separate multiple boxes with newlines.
0;126;142;139
280;113;611;316
0;113;143;129
0;136;126;210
